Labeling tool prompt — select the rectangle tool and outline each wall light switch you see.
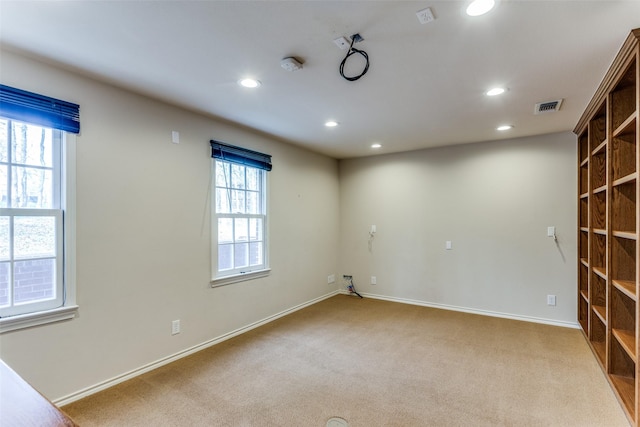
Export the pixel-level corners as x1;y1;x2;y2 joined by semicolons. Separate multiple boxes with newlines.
171;319;180;335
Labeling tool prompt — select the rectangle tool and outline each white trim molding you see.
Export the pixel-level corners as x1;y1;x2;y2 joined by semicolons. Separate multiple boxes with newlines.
54;290;339;406
339;290;580;329
0;305;79;334
211;268;271;288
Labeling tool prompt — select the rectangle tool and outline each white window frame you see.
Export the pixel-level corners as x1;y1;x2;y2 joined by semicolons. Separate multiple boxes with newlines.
0;125;77;333
211;159;270;287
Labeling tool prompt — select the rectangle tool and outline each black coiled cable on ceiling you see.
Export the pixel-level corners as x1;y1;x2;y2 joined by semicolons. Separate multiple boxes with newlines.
339;34;369;81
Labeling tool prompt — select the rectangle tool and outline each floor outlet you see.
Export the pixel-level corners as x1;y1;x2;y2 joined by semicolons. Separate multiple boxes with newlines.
172;319;180;335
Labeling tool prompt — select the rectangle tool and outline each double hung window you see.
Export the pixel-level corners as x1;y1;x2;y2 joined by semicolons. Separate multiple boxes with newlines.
0;85;79;327
211;141;271;283
0;120;63;317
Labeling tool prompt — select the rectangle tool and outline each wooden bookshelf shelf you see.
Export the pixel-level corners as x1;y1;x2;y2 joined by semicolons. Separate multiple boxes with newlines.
593;184;607;194
613;279;637;301
580;290;589;302
613;328;637;361
593;266;607;280
613;230;638;240
592;139;608;156
593;305;607;324
614;113;637;138
616;231;639;241
613;172;638;187
592;340;606;365
611;374;636;420
575;29;640;426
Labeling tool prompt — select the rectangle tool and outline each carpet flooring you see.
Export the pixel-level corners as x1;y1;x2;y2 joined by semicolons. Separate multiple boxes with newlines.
63;295;628;426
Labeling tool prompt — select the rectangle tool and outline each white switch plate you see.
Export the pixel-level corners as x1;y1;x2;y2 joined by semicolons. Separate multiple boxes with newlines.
547;295;556;306
445;241;452;250
171;319;180;335
371;276;377;285
333;36;350;50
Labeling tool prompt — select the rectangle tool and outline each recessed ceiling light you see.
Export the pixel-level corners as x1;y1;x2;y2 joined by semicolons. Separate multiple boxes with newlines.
371;143;382;149
238;78;261;88
325;121;338;127
486;87;506;96
497;125;513;131
466;0;495;16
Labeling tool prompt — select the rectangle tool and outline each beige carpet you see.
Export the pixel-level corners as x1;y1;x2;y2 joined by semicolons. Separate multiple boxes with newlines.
63;295;628;426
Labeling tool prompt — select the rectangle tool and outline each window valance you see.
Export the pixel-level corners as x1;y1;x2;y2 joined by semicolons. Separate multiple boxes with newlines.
0;84;80;134
210;140;272;171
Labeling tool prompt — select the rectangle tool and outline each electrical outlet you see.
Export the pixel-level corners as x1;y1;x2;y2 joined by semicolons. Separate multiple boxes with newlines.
171;319;180;335
547;295;556;306
328;274;335;284
371;276;377;285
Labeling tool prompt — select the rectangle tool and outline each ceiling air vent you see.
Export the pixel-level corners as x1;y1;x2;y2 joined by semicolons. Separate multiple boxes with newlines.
534;99;563;114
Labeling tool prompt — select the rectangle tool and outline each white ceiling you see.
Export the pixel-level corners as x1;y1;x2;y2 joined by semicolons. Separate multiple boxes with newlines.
1;1;639;159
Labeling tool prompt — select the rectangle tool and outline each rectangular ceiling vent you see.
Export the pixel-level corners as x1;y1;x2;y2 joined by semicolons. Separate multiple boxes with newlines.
534;99;563;114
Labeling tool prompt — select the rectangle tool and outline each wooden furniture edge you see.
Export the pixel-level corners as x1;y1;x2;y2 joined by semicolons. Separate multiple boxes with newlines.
0;359;78;426
574;28;640;135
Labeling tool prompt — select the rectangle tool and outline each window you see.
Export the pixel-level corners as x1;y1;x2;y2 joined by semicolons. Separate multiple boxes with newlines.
0;120;64;317
210;141;271;285
0;85;78;331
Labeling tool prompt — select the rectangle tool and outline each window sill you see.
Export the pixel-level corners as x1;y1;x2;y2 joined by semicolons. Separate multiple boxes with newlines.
211;269;271;288
0;305;78;334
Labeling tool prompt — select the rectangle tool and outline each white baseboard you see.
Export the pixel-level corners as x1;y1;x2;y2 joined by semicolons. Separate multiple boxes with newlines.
55;289;577;405
339;290;580;329
54;290;340;406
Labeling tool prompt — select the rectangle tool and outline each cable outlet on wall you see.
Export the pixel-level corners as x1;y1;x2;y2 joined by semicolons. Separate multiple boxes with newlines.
171;319;180;335
547;295;556;306
333;36;350;50
328;274;335;284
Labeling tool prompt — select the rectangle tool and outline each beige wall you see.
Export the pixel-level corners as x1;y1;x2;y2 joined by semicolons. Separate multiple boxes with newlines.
0;50;341;400
338;132;577;325
0;49;578;404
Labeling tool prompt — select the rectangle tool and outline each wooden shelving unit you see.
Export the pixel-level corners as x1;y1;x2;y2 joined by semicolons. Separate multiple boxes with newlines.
574;28;640;425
